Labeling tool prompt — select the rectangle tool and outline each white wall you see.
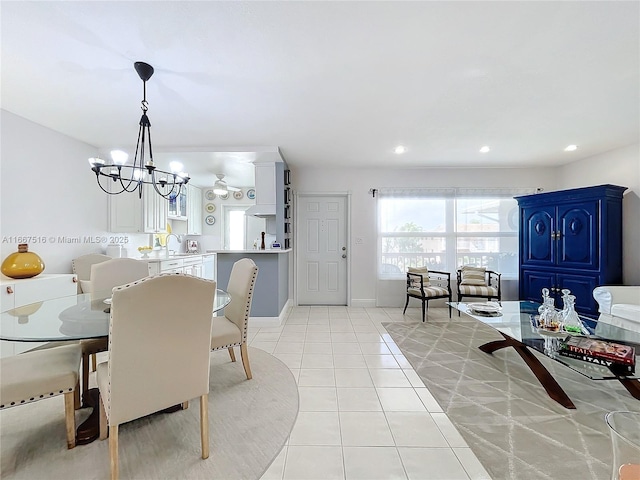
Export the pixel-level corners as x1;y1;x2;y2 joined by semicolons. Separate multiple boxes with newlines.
559;143;640;284
0;110;148;274
293;166;560;306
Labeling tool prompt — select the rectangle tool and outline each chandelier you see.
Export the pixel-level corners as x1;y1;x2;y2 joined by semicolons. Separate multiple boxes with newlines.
88;61;189;199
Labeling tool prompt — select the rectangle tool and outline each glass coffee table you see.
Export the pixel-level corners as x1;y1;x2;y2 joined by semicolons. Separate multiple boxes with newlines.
450;301;640;409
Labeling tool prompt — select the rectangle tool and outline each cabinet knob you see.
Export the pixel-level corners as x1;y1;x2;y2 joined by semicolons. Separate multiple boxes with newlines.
72;277;78;283
6;286;13;294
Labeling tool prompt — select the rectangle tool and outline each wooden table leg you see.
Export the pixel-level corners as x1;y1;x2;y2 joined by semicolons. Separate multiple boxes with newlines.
479;334;576;409
618;377;640;400
77;388;100;445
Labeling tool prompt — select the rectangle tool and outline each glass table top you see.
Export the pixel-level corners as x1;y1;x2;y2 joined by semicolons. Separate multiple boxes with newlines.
1;289;231;342
450;301;640;381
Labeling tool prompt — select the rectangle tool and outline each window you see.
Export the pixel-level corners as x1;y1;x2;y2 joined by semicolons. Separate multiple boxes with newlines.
378;189;526;279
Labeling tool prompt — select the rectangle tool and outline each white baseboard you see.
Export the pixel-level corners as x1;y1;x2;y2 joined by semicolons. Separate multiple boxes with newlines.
351;299;377;308
248;299;292;328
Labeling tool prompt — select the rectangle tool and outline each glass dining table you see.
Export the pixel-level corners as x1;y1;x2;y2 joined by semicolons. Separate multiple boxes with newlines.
0;288;231;445
0;289;231;343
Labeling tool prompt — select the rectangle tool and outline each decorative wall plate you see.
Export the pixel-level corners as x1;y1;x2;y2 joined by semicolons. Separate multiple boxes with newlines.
205;215;216;225
233;190;244;200
205;189;216;201
219;192;229;200
247;189;256;200
205;203;216;213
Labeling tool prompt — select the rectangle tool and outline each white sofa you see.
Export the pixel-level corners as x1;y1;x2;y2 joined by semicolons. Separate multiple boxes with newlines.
593;286;640;334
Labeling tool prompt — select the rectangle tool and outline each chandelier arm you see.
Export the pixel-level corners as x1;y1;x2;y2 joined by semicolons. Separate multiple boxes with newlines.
96;174;126;195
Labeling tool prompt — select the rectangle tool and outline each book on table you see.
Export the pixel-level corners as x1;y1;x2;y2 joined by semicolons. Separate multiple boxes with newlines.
559;336;636;375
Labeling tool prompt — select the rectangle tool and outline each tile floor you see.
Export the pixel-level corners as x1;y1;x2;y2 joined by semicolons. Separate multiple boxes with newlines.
253;306;492;480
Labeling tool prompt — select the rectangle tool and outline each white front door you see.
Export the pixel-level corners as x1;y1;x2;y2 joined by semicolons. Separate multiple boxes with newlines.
297;194;348;305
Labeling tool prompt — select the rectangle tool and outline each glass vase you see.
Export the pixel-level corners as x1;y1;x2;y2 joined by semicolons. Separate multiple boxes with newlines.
1;244;45;279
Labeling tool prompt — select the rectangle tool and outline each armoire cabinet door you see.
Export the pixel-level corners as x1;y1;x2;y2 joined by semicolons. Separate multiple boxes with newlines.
521;205;555;266
557;201;598;270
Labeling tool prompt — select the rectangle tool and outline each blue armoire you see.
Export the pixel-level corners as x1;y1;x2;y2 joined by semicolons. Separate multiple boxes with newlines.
515;184;626;318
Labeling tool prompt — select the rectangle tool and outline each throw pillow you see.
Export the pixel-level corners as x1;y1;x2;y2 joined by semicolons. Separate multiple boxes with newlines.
408;267;430;287
460;266;487;286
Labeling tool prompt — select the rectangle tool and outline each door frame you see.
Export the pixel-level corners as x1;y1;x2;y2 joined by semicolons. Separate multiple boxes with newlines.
294;192;351;307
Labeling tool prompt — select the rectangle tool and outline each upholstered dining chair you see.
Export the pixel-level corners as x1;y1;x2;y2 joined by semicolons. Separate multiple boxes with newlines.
71;253;111;294
80;258;150;398
456;266;501;309
211;258;258;380
0;344;82;449
403;266;452;321
97;274;216;480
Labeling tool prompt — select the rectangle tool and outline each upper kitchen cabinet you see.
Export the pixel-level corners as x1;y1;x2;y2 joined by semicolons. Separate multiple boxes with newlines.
186;185;202;235
515;184;626;317
245;160;291;248
108;184;169;233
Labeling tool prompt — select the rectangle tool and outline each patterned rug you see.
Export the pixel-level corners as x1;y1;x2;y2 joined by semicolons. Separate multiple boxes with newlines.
1;347;299;480
383;318;639;480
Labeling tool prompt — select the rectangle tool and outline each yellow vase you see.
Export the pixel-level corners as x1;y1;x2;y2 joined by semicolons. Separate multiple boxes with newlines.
1;244;45;279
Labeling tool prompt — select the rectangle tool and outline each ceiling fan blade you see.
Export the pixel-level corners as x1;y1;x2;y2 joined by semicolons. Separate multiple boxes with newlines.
227;186;241;192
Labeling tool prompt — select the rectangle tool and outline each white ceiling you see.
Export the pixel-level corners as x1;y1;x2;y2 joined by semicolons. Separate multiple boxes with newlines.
1;1;638;188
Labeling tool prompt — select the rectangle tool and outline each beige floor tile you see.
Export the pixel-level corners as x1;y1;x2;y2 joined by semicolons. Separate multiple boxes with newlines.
273;353;302;369
289;412;341;445
302;353;335;369
333;354;367;368
359;343;392;354
298;368;336;387
303;342;333;354
274;342;305;354
376;388;426;411
343;446;407;480
369;369;412;387
332;342;362;354
386;412;449;447
283;446;344;480
336;387;382;411
331;332;359;343
402;369;425;387
431;413;469;448
398;447;470;480
364;354;401;369
414;388;443;412
339;412;395;446
298;386;338;411
334;369;374;388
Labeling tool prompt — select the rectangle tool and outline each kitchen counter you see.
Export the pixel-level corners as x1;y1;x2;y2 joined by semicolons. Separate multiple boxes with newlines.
215;250;290;323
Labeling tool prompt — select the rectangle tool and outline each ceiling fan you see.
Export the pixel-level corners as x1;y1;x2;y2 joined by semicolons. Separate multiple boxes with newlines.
212;174;241;195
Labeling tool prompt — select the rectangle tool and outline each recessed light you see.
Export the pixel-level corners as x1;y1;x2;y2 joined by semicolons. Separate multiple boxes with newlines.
394;145;406;154
564;145;578;152
479;146;490;153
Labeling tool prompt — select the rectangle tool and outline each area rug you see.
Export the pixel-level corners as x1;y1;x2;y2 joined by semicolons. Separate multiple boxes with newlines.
0;347;299;480
383;319;639;480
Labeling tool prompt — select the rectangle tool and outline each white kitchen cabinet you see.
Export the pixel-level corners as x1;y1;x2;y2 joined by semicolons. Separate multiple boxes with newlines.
145;254;214;280
1;274;77;358
109;184;169;233
187;185;202;235
202;254;216;281
254;162;277;204
147;258;184;275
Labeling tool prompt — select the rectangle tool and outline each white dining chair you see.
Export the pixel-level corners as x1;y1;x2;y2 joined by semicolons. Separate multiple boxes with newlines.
97;273;216;480
0;344;82;449
210;258;258;379
80;258;149;399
